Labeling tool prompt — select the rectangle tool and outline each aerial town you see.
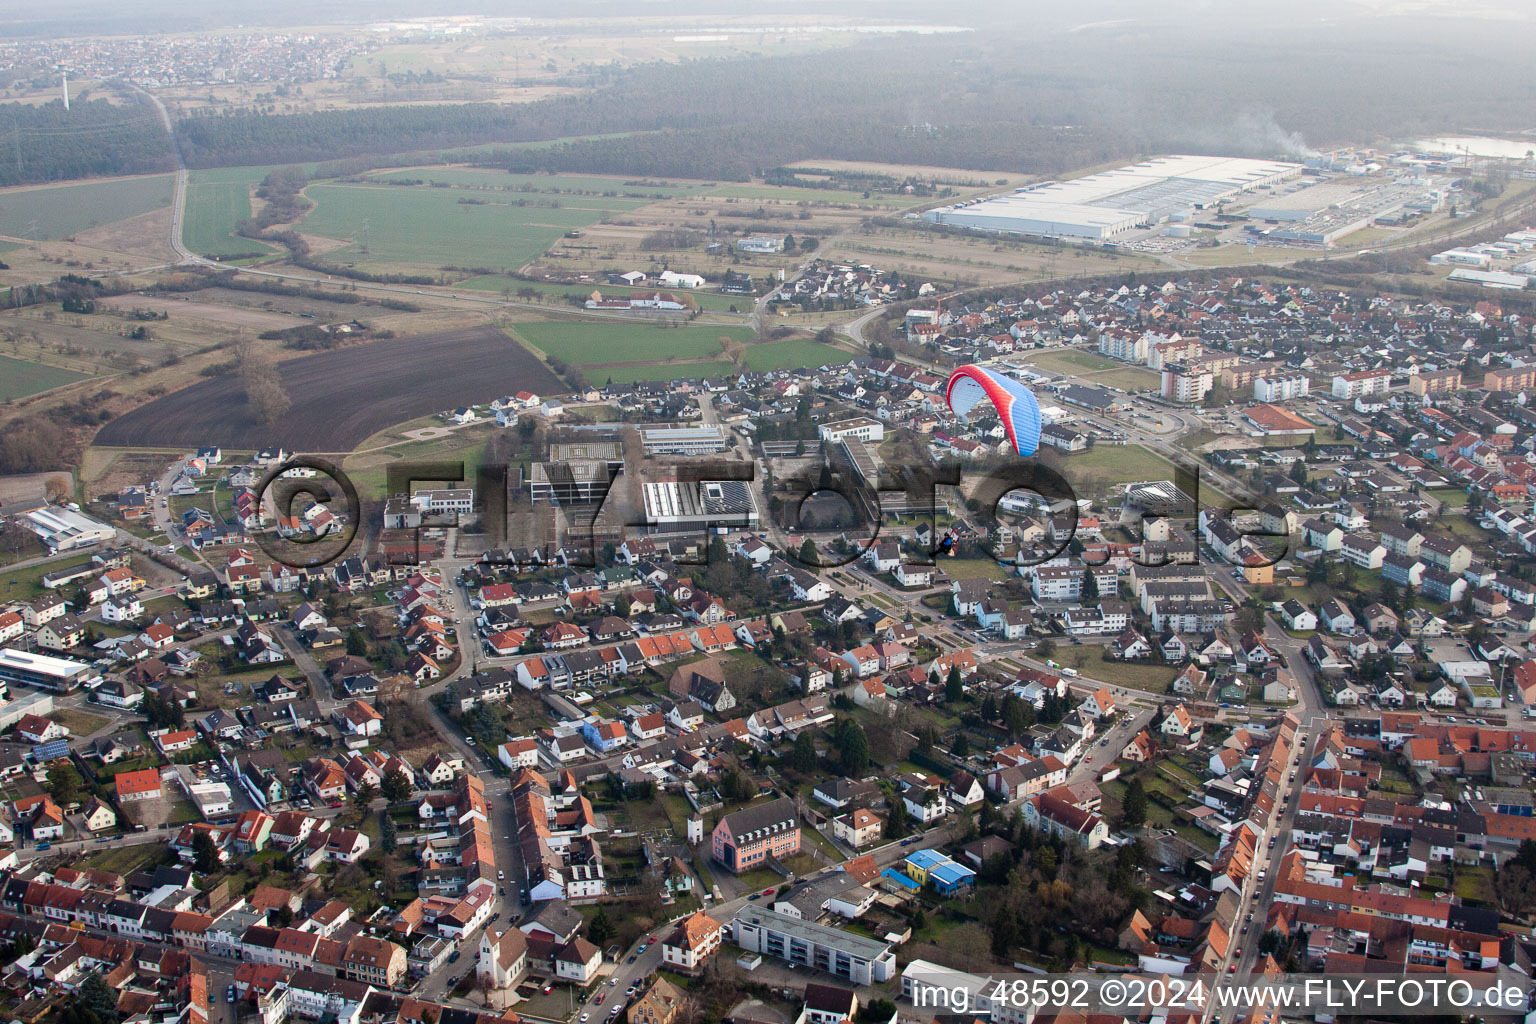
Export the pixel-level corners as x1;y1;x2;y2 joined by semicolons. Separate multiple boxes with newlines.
5;259;1536;1024
5;5;1536;1024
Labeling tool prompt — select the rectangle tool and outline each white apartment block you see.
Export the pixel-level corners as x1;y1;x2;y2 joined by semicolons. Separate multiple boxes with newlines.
1254;374;1310;403
1331;368;1392;400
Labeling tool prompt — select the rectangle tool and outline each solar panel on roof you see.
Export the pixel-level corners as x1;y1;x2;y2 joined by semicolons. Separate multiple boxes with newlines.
31;739;70;761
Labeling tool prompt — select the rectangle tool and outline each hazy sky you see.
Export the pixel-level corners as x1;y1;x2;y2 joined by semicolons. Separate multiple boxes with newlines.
5;0;1534;37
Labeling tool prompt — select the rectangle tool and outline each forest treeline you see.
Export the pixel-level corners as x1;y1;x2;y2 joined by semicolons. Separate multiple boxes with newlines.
8;19;1536;187
0;97;173;186
171;27;1536;177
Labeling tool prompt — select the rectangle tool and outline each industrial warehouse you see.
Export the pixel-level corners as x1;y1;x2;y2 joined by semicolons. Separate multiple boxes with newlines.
921;154;1301;240
1239;172;1449;246
640;477;760;534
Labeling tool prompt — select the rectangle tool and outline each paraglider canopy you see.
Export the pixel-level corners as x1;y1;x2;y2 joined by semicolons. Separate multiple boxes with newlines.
945;364;1043;457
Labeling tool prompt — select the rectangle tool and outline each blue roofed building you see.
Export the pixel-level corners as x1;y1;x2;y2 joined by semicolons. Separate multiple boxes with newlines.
901;848;976;896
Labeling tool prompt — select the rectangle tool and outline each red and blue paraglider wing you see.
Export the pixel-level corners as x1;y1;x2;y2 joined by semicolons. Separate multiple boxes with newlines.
945;364;1043;457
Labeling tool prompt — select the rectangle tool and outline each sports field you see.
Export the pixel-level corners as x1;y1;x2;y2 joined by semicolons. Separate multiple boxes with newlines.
296;182;646;269
0;354;90;400
513;321;755;365
0;174;173;241
1060;444;1236;507
1084;367;1160;391
1025;349;1119;376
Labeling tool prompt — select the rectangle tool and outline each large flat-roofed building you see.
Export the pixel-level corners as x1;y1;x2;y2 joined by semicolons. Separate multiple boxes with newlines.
1121;480;1196;517
1244;174;1448;247
25;507;115;553
0;648;100;693
641;479;759;534
528;461;619;506
640;426;728;456
899;960;1035;1024
923;155;1301;241
817;418;885;444
1448;268;1530;290
410;489;475;515
548;441;622;465
731;905;896;985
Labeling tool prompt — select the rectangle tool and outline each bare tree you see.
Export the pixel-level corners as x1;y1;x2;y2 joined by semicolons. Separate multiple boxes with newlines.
238;342;291;425
936;922;997;973
1495;864;1536;919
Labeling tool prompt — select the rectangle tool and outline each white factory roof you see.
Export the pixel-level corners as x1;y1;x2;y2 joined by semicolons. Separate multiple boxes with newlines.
26;505;112;540
0;647;96;679
946;200;1140;230
1448;269;1530;290
926;155;1301;237
1031;155;1302;204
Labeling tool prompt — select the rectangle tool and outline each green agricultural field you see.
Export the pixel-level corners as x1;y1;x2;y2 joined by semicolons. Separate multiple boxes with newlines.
705;183;925;208
0;174;173;240
743;338;850;371
512;321;755;366
684;291;750;313
182;175;276;258
188;164;300;184
0;353;90;400
296;182;636;269
367;168;702;199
